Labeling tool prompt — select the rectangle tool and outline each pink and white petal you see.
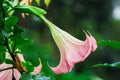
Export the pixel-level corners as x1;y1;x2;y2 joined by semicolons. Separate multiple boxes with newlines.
50;50;74;74
0;70;12;80
14;69;21;80
33;61;42;74
0;63;20;80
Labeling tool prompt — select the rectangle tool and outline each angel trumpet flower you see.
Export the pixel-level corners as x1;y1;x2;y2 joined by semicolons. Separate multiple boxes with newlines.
40;15;97;74
0;53;42;80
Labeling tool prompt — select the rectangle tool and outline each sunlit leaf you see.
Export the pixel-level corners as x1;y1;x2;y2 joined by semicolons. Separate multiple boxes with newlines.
44;0;51;8
22;61;34;73
14;5;47;17
92;62;120;68
4;0;19;16
98;40;120;49
35;0;41;5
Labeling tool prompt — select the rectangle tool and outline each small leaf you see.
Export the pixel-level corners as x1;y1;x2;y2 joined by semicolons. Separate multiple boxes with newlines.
5;59;14;64
35;0;41;5
14;5;47;17
20;73;52;80
10;34;32;49
92;62;120;68
44;0;51;8
20;73;32;80
10;26;32;49
22;61;34;73
35;75;51;80
98;40;120;49
5;16;18;30
2;30;9;38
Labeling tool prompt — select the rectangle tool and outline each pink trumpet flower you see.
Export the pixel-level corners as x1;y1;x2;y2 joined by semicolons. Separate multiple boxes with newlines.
0;53;42;80
40;15;97;74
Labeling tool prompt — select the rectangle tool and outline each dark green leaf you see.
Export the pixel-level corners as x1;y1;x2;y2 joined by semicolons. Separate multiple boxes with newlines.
14;26;24;34
20;73;33;80
19;44;40;67
22;61;34;73
0;46;6;64
5;59;14;64
98;40;120;49
5;16;18;30
0;32;4;43
92;62;120;68
10;34;32;49
9;26;32;52
14;5;47;17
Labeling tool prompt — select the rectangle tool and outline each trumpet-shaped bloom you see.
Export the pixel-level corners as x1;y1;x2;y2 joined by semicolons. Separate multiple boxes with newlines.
40;15;97;74
0;53;42;80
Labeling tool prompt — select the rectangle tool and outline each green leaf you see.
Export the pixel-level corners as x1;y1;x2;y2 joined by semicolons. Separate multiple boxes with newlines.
35;0;41;5
98;40;120;49
2;30;9;38
5;59;14;64
22;61;34;73
35;75;51;80
10;34;32;49
5;16;18;30
0;32;4;43
44;0;51;8
20;73;33;80
20;73;52;80
0;46;6;64
10;26;32;49
92;62;120;68
19;44;40;67
14;5;47;17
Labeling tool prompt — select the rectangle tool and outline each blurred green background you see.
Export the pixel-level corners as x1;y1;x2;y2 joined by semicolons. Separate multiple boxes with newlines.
17;0;120;80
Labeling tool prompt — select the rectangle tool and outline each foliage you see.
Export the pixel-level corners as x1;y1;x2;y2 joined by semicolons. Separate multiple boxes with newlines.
98;40;120;49
92;62;120;68
0;0;120;80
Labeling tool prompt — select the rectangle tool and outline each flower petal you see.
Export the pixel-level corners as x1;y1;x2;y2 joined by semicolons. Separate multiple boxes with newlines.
40;16;97;74
0;63;20;80
33;59;42;74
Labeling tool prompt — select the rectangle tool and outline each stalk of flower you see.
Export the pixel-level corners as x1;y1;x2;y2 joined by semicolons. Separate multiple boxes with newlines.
0;52;42;80
39;15;97;74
